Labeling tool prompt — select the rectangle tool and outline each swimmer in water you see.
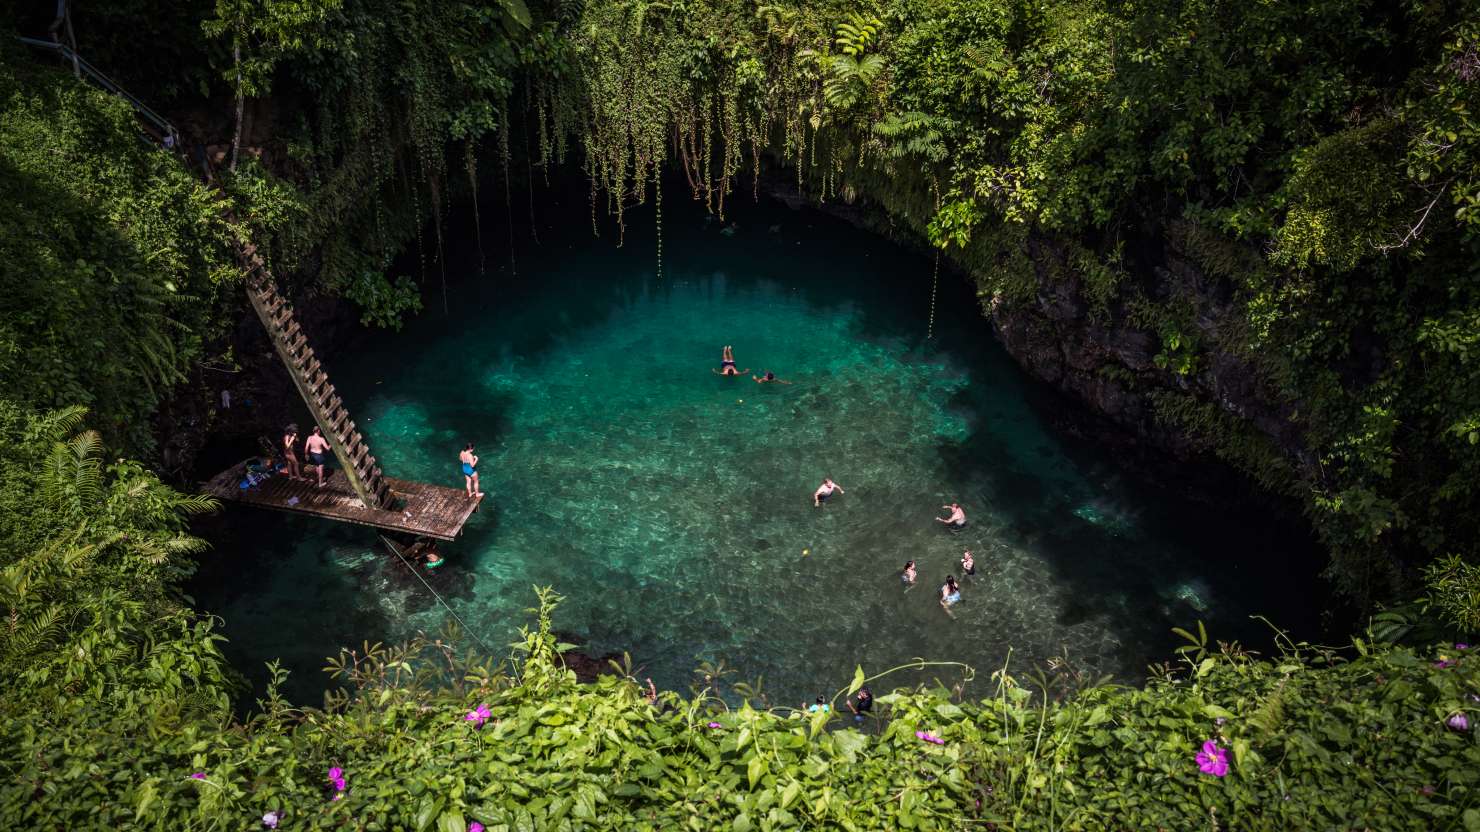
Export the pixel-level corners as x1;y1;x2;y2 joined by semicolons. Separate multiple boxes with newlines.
901;560;917;585
753;370;792;385
936;502;967;528
960;550;976;577
813;477;844;507
940;575;962;609
712;345;749;377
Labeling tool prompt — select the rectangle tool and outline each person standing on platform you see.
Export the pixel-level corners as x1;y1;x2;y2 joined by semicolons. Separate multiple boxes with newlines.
282;424;303;481
460;443;484;499
304;426;330;488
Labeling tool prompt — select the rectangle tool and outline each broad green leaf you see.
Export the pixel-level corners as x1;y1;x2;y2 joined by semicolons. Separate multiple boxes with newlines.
437;810;467;832
747;755;766;790
849;665;866;695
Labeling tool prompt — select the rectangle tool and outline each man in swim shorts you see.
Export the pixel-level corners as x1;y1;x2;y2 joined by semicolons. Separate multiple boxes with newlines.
753;370;791;384
936;502;967;528
460;443;483;498
712;345;749;376
304;426;330;488
813;477;844;507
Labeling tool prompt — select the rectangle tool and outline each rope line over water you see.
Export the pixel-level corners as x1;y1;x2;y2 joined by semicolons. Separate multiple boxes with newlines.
380;536;495;655
927;249;940;340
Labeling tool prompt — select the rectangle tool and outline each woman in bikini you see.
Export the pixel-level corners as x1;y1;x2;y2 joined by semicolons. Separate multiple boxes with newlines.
713;345;749;376
282;424;304;481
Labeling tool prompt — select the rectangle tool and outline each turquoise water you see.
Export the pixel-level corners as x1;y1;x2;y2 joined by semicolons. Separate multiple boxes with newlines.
193;186;1323;704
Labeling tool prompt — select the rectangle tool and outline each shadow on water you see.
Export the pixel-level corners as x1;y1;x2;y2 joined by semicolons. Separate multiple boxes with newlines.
191;171;1331;705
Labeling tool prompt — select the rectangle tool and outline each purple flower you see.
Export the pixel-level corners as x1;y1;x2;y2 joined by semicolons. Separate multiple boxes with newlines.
1436;659;1456;669
1214;717;1227;727
465;704;491;727
1448;713;1470;732
707;721;722;729
1196;740;1229;777
469;824;484;832
915;731;946;745
1456;643;1470;651
262;810;280;829
189;772;206;780
328;766;347;795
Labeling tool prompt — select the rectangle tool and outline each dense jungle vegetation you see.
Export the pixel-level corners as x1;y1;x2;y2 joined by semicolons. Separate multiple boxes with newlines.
2;0;1479;826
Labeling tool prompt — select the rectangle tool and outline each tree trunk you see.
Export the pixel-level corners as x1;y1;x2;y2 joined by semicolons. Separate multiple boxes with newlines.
230;39;243;173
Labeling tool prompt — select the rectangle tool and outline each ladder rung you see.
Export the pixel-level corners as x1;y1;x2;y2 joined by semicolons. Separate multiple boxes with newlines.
351;445;369;467
330;409;349;433
283;320;301;342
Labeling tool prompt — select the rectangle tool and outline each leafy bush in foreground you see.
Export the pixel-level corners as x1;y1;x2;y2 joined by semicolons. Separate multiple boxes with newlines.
3;583;1476;831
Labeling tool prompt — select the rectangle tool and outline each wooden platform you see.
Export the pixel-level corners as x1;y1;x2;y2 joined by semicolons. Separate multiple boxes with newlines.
204;460;483;541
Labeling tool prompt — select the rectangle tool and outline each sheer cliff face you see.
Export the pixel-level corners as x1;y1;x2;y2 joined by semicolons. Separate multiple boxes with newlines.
989;228;1311;477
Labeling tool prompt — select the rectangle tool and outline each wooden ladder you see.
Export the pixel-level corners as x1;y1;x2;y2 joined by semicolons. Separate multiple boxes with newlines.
239;245;393;510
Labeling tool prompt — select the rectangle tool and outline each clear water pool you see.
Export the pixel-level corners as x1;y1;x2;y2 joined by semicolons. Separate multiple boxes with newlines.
192;184;1324;705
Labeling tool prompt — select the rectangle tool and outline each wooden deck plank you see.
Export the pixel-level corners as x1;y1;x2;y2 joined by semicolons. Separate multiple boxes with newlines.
204;460;483;541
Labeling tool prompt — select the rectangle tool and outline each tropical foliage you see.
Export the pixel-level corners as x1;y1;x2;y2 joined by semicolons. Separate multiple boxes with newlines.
4;1;1480;828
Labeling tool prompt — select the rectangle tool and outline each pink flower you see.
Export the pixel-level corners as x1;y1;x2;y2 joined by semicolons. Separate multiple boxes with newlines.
328;766;347;795
465;704;491;727
189;772;206;780
915;731;945;745
707;722;722;729
1448;713;1470;732
1196;740;1229;777
470;824;485;832
262;810;280;829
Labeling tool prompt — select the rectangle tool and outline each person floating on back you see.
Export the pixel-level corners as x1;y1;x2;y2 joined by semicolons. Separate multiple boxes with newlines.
936;502;967;529
753;370;791;384
940;575;962;609
460;443;483;499
303;426;330;488
901;560;917;585
283;423;304;481
961;549;976;577
813;477;844;507
712;345;749;377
